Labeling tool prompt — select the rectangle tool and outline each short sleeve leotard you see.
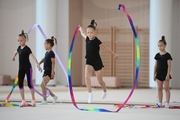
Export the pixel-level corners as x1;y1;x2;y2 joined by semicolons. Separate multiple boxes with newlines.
17;45;33;89
17;46;32;69
154;52;173;81
43;51;55;79
85;36;104;71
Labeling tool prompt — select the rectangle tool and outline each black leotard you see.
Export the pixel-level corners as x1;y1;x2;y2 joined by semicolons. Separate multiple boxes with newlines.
154;52;173;81
17;46;33;89
85;37;104;71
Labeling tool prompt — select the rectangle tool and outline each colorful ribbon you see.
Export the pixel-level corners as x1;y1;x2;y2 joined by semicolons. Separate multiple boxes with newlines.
5;76;18;102
67;4;140;112
0;77;31;107
114;104;159;109
0;102;31;107
114;104;180;109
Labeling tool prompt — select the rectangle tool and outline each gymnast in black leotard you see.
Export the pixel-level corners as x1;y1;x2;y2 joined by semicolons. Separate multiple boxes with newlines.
12;30;42;107
79;19;118;103
85;36;104;71
154;36;173;108
38;36;58;105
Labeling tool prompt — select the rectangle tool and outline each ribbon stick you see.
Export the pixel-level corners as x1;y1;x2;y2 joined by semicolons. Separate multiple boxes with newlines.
67;4;140;112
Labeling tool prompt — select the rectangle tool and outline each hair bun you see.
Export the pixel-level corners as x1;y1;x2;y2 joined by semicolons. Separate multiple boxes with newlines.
21;30;24;34
90;19;97;28
90;19;95;25
161;36;165;40
51;36;54;40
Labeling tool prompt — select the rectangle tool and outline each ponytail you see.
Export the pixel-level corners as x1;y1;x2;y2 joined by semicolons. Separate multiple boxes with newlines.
46;36;57;47
87;19;97;30
159;36;167;45
51;36;57;45
19;30;29;41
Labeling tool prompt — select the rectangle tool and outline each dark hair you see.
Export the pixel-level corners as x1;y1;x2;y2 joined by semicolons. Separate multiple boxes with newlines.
87;19;97;30
19;30;29;41
159;36;167;45
45;36;57;47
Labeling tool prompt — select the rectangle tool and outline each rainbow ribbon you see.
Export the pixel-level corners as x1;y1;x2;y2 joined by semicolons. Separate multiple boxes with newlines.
5;76;18;102
1;77;32;107
67;4;140;112
114;104;159;109
114;104;180;109
0;102;31;107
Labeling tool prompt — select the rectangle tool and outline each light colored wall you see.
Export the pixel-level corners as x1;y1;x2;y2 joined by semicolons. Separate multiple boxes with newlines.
0;0;36;79
0;0;179;88
81;0;150;85
171;0;180;88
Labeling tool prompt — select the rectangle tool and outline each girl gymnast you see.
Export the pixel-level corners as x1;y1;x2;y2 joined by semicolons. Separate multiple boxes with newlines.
39;36;58;105
154;36;173;108
79;19;118;103
12;30;42;107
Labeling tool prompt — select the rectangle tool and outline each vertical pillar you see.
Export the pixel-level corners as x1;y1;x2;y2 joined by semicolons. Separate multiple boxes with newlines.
56;0;69;86
35;0;57;85
149;0;173;87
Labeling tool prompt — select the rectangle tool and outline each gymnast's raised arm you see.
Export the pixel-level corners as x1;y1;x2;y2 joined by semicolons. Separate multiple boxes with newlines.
79;26;86;39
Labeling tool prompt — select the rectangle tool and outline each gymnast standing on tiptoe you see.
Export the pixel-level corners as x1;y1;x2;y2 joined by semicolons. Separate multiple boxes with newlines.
38;36;58;105
154;36;173;108
79;19;118;103
12;30;42;107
